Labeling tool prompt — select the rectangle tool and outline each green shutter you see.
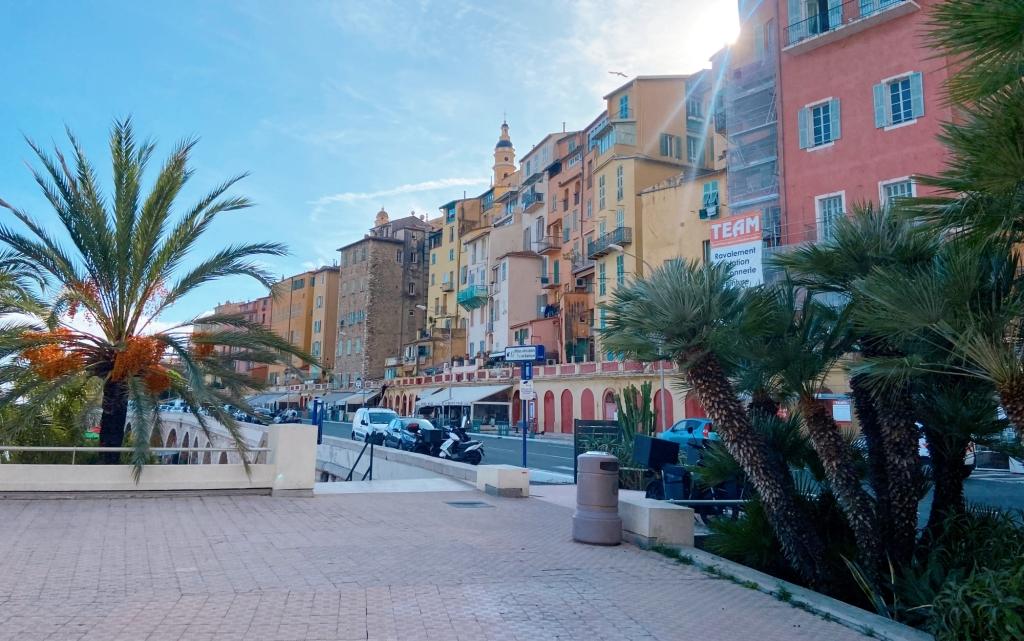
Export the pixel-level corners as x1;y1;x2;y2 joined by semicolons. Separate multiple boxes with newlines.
909;72;925;118
798;107;809;149
873;83;887;128
829;98;841;140
659;134;668;156
553;260;560;284
674;135;682;159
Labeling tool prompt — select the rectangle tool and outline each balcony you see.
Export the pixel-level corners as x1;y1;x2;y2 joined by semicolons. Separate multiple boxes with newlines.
440;281;454;292
432;305;450;317
489;280;501;295
457;284;489;310
784;0;916;54
522;192;544;213
572;255;595;273
587;226;633;259
541;275;560;290
535;235;561;253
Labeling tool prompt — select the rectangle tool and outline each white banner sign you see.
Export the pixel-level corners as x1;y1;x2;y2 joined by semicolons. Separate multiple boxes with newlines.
710;214;764;288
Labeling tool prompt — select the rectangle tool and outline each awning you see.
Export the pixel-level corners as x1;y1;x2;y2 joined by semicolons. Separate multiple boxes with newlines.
418;385;511;407
415;387;441;400
276;393;300;404
319;391;351;404
248;392;283;405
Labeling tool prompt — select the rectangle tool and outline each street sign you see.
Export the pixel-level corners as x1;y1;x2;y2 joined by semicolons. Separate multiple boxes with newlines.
520;380;536;401
505;345;545;362
520;361;533;380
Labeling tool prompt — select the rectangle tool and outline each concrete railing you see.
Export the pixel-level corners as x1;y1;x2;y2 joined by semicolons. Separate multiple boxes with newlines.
0;424;317;496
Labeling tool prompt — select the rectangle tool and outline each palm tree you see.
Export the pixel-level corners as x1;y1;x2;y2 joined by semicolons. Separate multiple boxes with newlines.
600;259;831;588
748;286;883;580
0;119;311;467
772;205;934;566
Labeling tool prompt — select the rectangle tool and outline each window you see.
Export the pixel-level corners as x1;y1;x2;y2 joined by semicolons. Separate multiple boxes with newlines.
355;338;361;353
501;261;507;281
702;180;720;207
460;266;468;285
346;339;352;355
553;260;560;284
291;278;305;290
616;254;625;287
615;165;624;201
618;94;629;118
687;136;700;163
408;282;416;296
659;133;682;159
880;179;915;208
615;208;624;229
598;175;606;210
686;97;702;119
600;308;607;329
315;295;323;309
448;249;454;261
430;273;435;286
469;341;475;357
448;226;454;242
586;200;592;219
798;99;841;148
312;341;321;357
431;252;436;265
396;248;403;263
313;320;322;333
874;72;924;128
598;262;606;295
816;193;845;242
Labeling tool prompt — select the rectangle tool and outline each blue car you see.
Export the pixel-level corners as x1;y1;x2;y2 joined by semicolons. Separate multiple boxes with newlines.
657;418;718;448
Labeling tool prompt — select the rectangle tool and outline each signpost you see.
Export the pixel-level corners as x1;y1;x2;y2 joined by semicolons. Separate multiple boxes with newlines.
504;347;543;469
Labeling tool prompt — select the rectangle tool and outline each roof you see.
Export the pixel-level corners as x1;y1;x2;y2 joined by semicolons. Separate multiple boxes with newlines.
602;74;689;100
336;234;404;252
415;385;512;407
496;139;513;148
496;250;541;261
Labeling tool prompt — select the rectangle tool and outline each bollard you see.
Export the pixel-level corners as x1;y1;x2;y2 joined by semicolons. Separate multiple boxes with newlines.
572;451;622;545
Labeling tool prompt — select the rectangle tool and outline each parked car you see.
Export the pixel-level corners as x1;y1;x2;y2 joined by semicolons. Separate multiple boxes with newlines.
352;407;398;441
384;417;436;451
658;418;718;448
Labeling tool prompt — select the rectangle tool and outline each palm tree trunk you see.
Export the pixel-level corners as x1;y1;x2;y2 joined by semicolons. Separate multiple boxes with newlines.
798;395;882;581
99;378;129;464
687;354;831;589
996;379;1024;440
874;386;920;567
849;375;891;543
749;388;779;421
923;425;969;537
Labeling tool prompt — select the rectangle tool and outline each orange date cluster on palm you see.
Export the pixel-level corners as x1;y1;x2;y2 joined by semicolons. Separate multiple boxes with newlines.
111;336;173;394
22;329;84;380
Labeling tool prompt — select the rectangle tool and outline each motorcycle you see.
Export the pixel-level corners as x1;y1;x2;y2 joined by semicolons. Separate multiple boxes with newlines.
438;424;484;465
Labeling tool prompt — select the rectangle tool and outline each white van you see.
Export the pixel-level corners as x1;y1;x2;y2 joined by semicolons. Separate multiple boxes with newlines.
351;407;398;441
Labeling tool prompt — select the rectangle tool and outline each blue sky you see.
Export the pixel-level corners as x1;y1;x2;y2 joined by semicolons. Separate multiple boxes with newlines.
0;0;737;325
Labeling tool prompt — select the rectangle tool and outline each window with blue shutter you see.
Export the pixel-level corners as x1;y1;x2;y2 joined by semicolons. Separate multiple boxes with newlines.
876;72;924;128
798;107;810;149
829;98;841;140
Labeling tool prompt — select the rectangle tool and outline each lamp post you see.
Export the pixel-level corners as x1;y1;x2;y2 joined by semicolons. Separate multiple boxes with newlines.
606;243;669;432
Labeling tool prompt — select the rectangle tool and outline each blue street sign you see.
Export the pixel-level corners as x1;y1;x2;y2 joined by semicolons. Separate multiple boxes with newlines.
521;362;533;380
504;345;546;362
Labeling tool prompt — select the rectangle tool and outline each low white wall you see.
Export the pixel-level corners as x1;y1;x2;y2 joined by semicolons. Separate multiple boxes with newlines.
0;424;316;495
0;463;276;492
317;437;476;482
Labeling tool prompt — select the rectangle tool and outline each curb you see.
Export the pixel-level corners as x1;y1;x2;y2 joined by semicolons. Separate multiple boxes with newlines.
652;546;933;641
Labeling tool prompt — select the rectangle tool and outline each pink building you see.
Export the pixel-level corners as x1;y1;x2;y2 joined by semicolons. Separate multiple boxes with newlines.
776;0;954;243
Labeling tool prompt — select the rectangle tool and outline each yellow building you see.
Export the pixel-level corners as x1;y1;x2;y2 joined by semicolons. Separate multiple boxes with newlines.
588;73;721;348
641;170;727;267
266;267;339;386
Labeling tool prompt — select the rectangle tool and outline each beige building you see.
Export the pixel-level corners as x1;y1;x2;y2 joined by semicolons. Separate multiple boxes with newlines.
267;267;339;386
337;209;433;388
641;169;727;267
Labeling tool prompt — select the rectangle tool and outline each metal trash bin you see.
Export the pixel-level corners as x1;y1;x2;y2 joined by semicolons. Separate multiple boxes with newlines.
572;451;622;545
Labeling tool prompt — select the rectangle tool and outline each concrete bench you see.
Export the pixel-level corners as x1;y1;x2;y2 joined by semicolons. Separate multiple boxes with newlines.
619;496;694;548
475;465;529;498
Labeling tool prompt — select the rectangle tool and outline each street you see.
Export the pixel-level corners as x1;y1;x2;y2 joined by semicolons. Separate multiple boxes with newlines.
315;420;1022;510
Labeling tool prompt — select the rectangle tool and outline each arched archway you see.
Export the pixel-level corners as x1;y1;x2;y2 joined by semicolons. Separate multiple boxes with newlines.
602;389;617;420
560;389;573;434
202;441;212;464
180;434;190;465
581;389;595;420
218;452;228;464
542;391;555;433
684;392;707;419
653;389;674;431
165;429;177;448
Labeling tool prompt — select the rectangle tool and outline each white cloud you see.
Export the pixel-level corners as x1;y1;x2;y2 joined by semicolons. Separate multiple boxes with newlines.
311;177;488;208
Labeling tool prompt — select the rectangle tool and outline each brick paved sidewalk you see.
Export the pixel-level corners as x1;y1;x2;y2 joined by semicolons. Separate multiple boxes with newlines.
0;491;870;641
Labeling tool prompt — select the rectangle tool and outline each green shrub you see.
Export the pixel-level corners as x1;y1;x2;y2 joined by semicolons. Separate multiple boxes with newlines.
930;565;1024;641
